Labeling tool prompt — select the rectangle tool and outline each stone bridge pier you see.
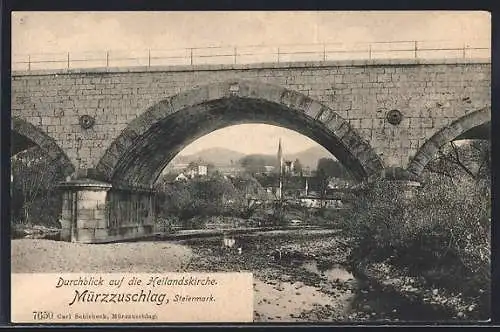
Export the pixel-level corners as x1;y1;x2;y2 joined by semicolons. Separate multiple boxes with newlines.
58;179;156;243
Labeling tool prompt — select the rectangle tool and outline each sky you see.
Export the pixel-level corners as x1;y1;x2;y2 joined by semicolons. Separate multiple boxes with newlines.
181;124;322;155
11;11;490;156
12;11;490;55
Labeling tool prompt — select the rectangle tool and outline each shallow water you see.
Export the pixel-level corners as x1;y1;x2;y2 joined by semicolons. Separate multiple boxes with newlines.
182;231;359;321
253;278;353;322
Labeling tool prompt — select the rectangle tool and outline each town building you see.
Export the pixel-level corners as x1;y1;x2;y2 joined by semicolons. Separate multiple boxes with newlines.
284;160;294;174
263;165;275;174
217;165;244;176
174;173;189;181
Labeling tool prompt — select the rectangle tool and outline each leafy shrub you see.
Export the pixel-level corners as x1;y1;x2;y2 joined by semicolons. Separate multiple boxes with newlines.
155;174;252;228
11;146;70;228
341;174;490;298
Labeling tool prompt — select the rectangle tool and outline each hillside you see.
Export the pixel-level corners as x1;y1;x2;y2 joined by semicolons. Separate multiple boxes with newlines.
168;145;336;170
170;147;245;166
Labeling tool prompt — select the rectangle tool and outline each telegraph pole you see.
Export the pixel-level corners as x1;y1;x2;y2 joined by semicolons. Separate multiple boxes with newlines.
276;139;284;224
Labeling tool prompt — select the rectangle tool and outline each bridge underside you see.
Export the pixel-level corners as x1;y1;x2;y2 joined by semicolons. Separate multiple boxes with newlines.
12;132;37;156
103;97;379;188
454;121;490;141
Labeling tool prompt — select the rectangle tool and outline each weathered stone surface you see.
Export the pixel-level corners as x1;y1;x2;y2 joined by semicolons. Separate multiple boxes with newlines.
77;219;99;229
12;60;490;183
12;60;491;243
74;228;95;243
407;105;491;175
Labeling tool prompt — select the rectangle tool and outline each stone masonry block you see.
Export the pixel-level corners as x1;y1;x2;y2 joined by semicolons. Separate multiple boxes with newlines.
349;119;361;128
360;118;373;129
205;84;230;100
93;209;108;223
341;129;363;149
75;228;96;243
168;89;202;112
93;228;110;240
304;100;323;119
60;229;71;242
372;118;384;129
400;138;411;148
77;208;95;221
246;82;284;103
77;199;101;210
421;117;433;128
330;121;351;140
77;189;106;201
409;118;421;128
77;219;99;229
279;89;305;109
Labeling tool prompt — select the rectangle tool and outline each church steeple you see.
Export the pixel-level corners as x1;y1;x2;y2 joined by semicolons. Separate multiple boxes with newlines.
277;138;283;169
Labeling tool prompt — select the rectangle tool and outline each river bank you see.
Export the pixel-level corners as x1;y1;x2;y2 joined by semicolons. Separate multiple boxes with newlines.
12;239;193;273
11;228;477;322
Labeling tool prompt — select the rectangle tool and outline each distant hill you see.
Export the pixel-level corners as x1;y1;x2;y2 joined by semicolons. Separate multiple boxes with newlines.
240;154;279;167
170;147;246;167
167;145;336;171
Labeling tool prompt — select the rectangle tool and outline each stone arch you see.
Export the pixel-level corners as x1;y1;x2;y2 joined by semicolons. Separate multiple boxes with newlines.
95;79;385;188
11;116;75;177
407;106;491;176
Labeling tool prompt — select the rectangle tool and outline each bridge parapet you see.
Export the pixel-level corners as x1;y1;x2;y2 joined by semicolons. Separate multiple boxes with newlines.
12;39;490;72
11;57;491;77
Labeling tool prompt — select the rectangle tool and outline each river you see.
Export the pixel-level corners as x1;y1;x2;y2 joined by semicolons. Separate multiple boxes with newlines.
12;227;458;322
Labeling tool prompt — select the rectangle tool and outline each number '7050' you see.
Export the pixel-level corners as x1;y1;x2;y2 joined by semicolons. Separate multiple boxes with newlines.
33;311;53;320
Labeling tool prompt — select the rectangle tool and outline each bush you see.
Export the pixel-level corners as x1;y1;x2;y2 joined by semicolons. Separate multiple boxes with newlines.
11;146;69;228
341;174;490;298
155;174;251;226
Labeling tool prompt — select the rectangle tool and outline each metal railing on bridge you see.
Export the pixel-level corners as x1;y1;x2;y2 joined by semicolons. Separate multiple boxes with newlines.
12;39;490;71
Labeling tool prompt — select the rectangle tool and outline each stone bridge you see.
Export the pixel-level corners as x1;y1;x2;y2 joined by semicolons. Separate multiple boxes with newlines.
11;58;491;243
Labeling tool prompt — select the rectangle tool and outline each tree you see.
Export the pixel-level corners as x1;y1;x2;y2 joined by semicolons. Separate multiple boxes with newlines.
316;168;329;208
343;148;491;314
155;172;248;227
425;140;490;186
157;181;192;221
11;146;66;227
239;155;269;175
293;158;303;176
315;158;339;207
316;158;345;178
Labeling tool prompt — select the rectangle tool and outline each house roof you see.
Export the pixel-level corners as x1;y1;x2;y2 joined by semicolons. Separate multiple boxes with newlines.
159;172;182;183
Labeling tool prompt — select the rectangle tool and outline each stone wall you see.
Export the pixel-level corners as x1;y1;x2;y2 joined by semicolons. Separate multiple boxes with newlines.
11;59;490;176
104;188;155;242
59;182;156;243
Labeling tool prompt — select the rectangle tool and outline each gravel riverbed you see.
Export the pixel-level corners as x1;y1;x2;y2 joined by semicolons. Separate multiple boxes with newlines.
12;229;463;322
12;239;193;273
12;230;359;322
